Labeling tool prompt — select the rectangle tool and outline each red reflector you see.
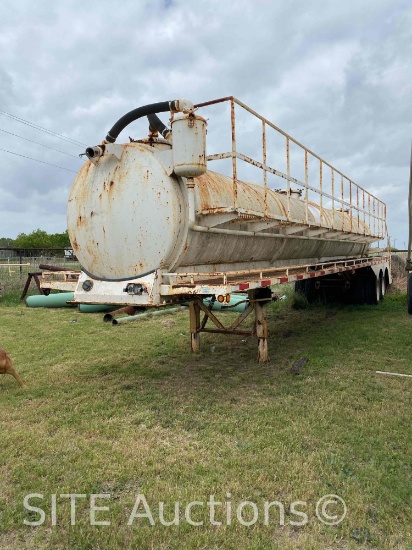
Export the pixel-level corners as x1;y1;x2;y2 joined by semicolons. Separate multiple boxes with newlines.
239;283;249;290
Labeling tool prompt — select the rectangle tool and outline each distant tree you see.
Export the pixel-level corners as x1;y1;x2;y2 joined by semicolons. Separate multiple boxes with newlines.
0;237;16;247
14;229;71;249
49;230;71;249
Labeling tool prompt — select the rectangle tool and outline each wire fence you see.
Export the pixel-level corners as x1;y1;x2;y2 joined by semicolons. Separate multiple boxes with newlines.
0;248;80;296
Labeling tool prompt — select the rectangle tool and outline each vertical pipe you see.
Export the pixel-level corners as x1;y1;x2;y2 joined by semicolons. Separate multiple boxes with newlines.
356;185;360;233
349;180;353;232
186;177;196;226
230;98;237;209
262;120;267;217
341;175;344;231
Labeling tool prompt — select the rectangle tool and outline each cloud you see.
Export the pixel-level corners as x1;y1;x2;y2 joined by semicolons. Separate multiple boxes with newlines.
0;0;410;247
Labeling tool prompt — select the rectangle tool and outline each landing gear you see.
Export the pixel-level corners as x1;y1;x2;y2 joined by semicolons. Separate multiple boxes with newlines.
188;288;272;363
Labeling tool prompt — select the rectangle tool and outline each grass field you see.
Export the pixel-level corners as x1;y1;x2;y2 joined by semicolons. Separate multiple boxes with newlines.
0;289;411;549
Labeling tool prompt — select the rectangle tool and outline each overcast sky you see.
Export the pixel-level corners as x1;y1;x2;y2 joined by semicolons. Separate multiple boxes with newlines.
0;0;410;248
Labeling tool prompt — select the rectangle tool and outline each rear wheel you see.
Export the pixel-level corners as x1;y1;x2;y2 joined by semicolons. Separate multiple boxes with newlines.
294;278;318;303
349;272;379;305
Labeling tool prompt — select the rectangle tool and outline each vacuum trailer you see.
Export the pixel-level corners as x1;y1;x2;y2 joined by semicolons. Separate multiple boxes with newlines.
65;96;391;362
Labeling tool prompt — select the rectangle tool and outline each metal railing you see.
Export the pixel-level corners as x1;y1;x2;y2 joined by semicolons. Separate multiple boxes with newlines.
194;97;387;240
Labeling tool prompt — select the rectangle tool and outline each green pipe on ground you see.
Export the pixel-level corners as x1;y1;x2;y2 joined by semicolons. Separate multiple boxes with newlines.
26;292;75;308
79;304;119;313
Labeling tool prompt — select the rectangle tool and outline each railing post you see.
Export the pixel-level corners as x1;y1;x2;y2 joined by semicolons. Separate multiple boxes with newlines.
286;136;290;220
331;169;335;230
319;161;323;226
262;120;267;217
304;150;309;225
363;190;366;235
230;98;238;210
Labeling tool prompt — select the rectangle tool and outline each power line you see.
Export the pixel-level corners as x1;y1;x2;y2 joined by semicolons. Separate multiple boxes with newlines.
0;127;82;159
0;110;88;147
0;148;78;173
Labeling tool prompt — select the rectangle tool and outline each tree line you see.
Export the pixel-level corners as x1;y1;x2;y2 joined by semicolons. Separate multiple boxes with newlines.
0;229;71;249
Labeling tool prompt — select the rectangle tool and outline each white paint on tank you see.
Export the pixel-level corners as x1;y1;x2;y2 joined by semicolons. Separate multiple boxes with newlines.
67;142;186;281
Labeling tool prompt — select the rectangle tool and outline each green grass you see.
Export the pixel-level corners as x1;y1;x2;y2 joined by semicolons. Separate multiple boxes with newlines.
0;292;411;549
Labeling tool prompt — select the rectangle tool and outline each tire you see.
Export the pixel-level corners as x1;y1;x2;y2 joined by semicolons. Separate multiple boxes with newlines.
350;274;379;305
366;275;380;305
408;274;412;314
380;272;385;299
294;278;318;303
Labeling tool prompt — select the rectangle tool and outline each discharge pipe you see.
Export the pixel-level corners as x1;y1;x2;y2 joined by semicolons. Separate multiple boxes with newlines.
147;113;171;139
112;306;183;325
103;305;145;322
105;99;193;143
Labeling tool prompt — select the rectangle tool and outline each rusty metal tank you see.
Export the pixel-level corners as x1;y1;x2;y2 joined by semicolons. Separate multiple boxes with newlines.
67;136;372;282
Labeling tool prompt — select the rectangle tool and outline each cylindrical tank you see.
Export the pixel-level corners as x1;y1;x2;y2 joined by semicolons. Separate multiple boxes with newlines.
67;141;371;281
171;113;207;177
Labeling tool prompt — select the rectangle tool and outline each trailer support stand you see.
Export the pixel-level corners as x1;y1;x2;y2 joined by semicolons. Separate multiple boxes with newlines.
254;298;269;363
188;289;271;362
189;300;201;352
250;288;270;363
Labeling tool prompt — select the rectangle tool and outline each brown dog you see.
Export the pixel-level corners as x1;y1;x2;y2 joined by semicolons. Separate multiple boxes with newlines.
0;349;25;387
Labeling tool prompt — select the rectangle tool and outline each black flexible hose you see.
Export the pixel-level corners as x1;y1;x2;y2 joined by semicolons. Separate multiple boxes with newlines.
105;100;179;143
147;113;171;138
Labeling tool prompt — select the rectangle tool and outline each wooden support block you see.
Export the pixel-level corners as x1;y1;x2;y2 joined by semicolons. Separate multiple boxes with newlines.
189;300;201;353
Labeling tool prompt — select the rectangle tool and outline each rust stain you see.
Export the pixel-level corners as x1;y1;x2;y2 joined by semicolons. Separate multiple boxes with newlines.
77;215;87;228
